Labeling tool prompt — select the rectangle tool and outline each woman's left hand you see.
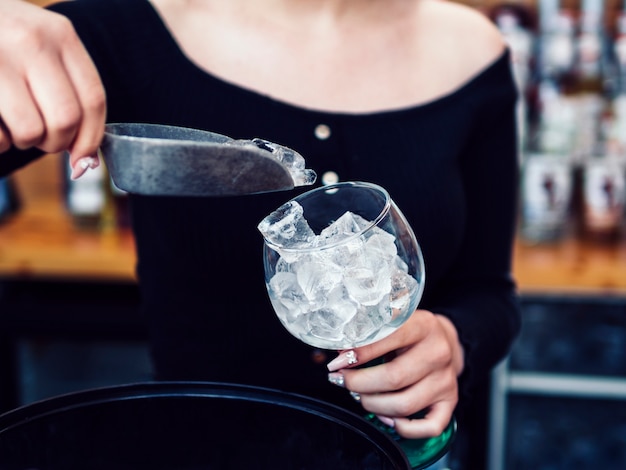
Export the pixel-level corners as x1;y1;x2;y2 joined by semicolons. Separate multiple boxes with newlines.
326;309;464;439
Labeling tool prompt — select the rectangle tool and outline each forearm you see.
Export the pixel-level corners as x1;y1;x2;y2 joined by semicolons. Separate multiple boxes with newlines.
432;282;520;396
430;59;522;394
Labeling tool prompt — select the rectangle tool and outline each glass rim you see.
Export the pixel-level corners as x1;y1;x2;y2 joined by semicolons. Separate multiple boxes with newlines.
263;181;392;253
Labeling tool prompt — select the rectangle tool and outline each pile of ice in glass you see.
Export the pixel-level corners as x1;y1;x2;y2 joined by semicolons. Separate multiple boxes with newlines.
258;201;419;349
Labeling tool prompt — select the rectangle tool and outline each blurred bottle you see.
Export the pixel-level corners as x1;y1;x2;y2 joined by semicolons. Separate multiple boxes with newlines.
575;0;609;88
536;0;577;84
606;10;626;156
613;10;626;90
63;156;106;230
569;0;623;239
63;153;131;231
581;153;625;242
490;0;536;88
519;2;578;243
520;152;574;242
0;177;20;224
529;6;578;156
491;0;536;158
572;0;611;165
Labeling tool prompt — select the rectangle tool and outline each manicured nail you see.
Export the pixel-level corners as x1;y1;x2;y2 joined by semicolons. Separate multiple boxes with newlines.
349;391;361;402
70;156;99;180
328;372;345;388
376;415;395;428
326;350;358;371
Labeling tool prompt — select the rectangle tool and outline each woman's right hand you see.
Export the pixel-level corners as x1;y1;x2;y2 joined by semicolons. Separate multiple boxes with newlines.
0;0;106;176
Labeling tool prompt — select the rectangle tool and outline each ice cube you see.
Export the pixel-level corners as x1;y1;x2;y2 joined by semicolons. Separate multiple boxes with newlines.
291;168;318;187
389;270;419;317
307;293;358;342
363;228;398;261
343;305;386;344
275;256;293;273
319;211;365;245
268;143;306;171
257;201;316;249
323;241;365;268
296;255;343;306
344;264;392;306
267;271;310;322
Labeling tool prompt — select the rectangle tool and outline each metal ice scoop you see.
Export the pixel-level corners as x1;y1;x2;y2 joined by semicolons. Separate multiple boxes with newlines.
99;123;316;197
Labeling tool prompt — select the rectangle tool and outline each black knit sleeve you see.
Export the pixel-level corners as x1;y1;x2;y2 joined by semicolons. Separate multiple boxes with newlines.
429;55;522;397
0;147;46;177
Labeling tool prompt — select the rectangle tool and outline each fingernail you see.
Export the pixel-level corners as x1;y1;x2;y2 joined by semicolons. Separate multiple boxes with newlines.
70;156;99;180
328;372;345;388
349;391;361;402
376;415;395;428
326;350;358;371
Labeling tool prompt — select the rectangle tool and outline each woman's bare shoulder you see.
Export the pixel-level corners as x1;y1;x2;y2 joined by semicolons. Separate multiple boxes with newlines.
416;0;507;81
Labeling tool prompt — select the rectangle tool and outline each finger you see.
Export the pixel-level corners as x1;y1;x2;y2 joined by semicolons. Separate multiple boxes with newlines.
69;155;100;180
344;333;452;395
327;349;362;371
392;400;456;440
0;70;46;149
326;310;430;372
342;352;420;394
356;365;458;417
356;309;432;359
26;49;84;154
61;34;106;161
0;0;48;149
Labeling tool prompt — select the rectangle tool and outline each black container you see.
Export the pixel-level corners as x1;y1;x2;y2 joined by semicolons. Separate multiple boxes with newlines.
0;382;409;469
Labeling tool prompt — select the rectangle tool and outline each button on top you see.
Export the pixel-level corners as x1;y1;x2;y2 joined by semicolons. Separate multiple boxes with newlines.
314;124;331;140
321;171;339;186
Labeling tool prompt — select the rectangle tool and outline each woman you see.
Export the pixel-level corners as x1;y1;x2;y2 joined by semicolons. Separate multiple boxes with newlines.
0;0;521;450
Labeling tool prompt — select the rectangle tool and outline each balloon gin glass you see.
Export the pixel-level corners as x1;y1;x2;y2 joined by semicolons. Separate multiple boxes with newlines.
259;182;455;469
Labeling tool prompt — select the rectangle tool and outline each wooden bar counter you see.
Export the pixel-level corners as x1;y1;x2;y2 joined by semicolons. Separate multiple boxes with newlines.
0;154;136;282
2;154;626;293
514;235;626;295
